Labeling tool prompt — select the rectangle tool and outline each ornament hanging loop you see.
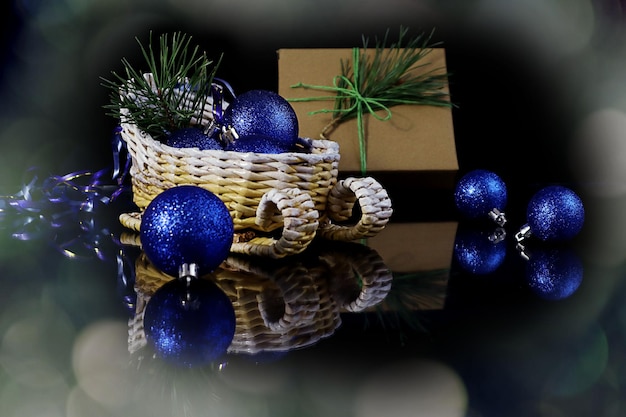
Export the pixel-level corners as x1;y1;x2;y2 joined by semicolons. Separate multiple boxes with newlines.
488;208;507;227
517;246;531;262
515;224;532;243
179;263;199;283
178;263;200;307
488;227;507;244
220;125;239;146
515;224;532;259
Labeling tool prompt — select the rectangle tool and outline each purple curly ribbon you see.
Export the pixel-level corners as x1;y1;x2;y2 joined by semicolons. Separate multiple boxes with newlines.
0;158;125;259
111;125;125;180
214;77;236;98
116;247;138;314
111;125;131;200
204;78;236;139
211;83;225;123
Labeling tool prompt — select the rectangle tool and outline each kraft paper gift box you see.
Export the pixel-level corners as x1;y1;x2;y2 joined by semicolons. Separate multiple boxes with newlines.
277;48;458;187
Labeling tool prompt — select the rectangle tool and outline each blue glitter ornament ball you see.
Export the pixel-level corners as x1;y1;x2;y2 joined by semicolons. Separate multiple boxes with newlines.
223;90;298;149
225;133;292;154
144;278;236;367
166;127;223;150
454;169;507;222
526;247;583;300
526;185;585;241
140;186;234;277
453;227;507;275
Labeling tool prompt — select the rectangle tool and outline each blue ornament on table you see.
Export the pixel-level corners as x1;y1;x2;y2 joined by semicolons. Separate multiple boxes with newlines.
453;226;507;275
222;89;299;150
140;186;234;277
225;133;293;154
524;246;583;300
454;169;508;226
165;127;223;150
515;185;585;245
143;276;236;367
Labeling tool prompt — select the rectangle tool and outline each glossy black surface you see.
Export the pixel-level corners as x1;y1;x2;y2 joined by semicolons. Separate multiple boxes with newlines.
0;2;623;417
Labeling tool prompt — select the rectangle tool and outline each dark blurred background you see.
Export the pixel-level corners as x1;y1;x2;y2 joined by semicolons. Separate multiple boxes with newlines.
0;2;626;417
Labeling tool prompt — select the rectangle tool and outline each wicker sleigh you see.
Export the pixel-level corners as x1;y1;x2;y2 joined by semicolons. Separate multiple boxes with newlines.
126;239;393;356
117;100;393;258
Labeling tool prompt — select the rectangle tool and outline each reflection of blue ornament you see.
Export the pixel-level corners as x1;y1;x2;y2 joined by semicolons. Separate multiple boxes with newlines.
166;127;223;150
517;186;585;243
225;134;292;154
223;90;298;149
453;227;507;274
454;169;507;226
144;278;236;367
525;247;583;300
140;186;234;277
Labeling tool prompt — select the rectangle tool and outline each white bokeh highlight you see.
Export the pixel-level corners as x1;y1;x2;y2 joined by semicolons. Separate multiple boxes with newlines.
354;359;468;417
71;320;134;410
571;108;626;198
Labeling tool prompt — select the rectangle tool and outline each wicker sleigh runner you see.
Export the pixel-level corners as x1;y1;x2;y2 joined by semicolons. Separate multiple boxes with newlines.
117;74;393;258
126;239;393;356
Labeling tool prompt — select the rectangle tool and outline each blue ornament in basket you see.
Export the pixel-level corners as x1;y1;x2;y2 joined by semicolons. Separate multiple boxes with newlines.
165;127;223;150
143;277;236;367
454;169;508;226
222;89;298;149
140;185;234;277
225;133;293;153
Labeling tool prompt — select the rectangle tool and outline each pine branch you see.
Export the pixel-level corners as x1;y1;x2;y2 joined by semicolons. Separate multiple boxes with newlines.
101;32;222;140
334;27;453;126
290;27;454;141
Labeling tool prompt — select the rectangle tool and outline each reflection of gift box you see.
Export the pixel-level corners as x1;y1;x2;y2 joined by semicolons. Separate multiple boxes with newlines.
367;222;458;273
277;48;458;186
366;222;458;311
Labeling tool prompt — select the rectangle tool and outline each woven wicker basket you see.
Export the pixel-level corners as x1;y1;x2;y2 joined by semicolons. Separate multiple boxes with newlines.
117;103;393;257
126;237;392;356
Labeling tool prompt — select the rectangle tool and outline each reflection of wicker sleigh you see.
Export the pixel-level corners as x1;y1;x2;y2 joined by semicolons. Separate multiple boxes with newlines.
126;239;393;356
117;92;393;258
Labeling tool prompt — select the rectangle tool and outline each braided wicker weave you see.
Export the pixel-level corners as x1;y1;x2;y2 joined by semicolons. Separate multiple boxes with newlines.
118;121;393;257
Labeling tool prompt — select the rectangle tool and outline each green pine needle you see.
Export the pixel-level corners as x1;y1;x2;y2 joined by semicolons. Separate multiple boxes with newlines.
101;31;222;140
372;268;450;334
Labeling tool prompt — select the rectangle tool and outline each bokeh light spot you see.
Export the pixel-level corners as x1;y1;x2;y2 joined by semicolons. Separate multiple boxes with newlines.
572;108;626;198
71;320;133;409
354;359;468;417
